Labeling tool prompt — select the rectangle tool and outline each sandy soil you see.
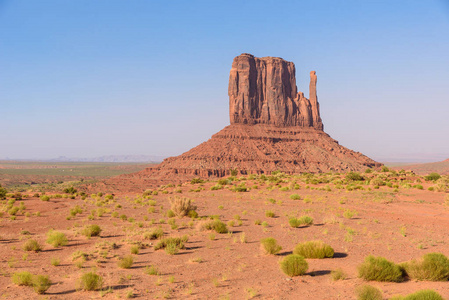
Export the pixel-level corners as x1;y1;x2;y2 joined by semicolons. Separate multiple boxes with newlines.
1;171;449;299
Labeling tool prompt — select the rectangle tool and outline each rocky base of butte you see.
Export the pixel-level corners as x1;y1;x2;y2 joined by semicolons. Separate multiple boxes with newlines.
103;53;381;191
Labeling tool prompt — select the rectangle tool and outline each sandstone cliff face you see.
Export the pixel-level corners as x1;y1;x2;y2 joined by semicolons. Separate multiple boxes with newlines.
228;53;323;130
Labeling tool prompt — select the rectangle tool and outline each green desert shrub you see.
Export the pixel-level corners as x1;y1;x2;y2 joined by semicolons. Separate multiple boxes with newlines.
12;271;51;294
40;195;50;202
166;209;176;218
260;237;282;255
402;253;449;281
210;184;223;190
371;178;386;186
288;216;313;227
0;184;7;199
343;209;357;219
8;206;19;216
154;236;188;251
231;183;247;192
288;217;301;228
390;289;443;300
293;240;334;258
46;230;68;247
279;254;308;277
425;173;441;181
79;271;103;291
70;205;83;216
33;275;51;294
358;255;403;282
298;215;313;226
23;239;42;252
143;227;164;240
289;194;301;200
190;178;204;184
218;178;231;185
118;255;134;269
200;219;228;234
63;186;77;194
130;245;139;254
82;224;101;237
170;195;198;218
265;210;275;218
356;285;382;300
346;172;364;181
165;242;180;255
144;265;160;275
12;271;34;286
187;209;198;218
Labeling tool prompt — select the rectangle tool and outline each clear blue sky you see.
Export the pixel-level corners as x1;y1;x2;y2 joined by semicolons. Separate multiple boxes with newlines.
1;0;448;162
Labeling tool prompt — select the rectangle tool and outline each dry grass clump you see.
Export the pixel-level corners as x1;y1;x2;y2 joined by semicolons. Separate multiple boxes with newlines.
155;236;188;255
51;257;60;266
260;237;282;255
82;224;101;237
23;239;42;252
346;172;364;181
143;227;164;240
12;272;51;294
198;219;228;234
144;265;160;275
279;255;308;277
265;210;275;218
288;217;301;228
358;255;403;282
401;253;449;281
390;289;443;300
331;268;347;281
293;240;334;258
40;195;50;202
289;216;314;227
356;285;382;300
12;271;33;286
78;271;103;291
46;230;68;247
130;245;139;254
32;275;52;294
289;194;301;200
118;255;134;269
169;196;197;218
298;215;313;226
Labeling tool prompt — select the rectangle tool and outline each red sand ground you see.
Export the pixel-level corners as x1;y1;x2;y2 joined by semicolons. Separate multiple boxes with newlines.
1;171;449;299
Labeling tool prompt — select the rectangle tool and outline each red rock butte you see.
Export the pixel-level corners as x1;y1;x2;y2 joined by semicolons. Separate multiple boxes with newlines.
104;54;381;191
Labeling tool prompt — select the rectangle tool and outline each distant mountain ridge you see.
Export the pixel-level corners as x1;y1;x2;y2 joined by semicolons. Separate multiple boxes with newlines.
2;155;165;163
392;158;449;175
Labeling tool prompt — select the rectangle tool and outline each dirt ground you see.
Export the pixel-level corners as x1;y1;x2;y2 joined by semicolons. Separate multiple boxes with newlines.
1;170;449;299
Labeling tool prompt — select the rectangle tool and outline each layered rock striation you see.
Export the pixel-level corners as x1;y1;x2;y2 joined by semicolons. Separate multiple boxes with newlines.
103;54;381;191
229;54;323;130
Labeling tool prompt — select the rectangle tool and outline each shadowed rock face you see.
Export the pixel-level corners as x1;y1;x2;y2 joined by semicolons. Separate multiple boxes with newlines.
228;53;323;130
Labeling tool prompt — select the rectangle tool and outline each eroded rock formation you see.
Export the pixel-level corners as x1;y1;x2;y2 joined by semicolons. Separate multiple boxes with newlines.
228;54;323;130
102;54;381;192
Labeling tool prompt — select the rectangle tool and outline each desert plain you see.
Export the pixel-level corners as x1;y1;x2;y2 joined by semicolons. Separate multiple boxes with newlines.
1;165;449;299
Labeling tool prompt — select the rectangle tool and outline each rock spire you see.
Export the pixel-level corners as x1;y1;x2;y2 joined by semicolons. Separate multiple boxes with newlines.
228;53;323;130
